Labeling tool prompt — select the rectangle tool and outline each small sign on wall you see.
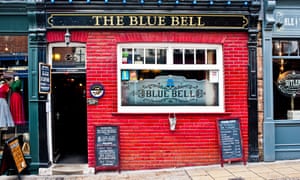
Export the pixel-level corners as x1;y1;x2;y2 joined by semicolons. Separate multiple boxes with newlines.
90;83;105;99
39;63;51;94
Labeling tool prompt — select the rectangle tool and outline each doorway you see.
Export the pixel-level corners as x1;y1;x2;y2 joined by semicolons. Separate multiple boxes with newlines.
51;73;87;164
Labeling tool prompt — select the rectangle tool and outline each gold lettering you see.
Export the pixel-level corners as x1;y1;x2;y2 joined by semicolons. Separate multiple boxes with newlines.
158;16;166;26
181;16;188;26
188;17;196;26
171;16;180;26
130;16;138;25
92;15;206;27
92;16;101;26
116;16;124;26
139;16;146;26
103;16;114;26
147;16;156;26
197;17;205;26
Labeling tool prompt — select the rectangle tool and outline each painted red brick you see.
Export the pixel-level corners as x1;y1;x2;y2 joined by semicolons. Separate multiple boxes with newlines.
48;30;249;170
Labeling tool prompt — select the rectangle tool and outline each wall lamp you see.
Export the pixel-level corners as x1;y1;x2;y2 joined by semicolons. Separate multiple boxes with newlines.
169;113;176;131
65;29;71;46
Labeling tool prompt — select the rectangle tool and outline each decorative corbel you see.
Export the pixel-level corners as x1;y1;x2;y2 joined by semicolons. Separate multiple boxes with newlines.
264;0;276;31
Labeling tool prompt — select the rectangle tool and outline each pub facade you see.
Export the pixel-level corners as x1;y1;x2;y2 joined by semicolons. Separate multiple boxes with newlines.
263;0;300;161
44;0;260;171
0;0;261;175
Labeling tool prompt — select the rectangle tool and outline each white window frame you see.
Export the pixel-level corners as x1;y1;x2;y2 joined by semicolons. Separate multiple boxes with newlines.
117;43;224;113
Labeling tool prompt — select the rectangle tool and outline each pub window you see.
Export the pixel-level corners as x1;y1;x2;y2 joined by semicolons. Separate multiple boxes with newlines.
273;39;300;120
0;35;29;155
118;43;224;113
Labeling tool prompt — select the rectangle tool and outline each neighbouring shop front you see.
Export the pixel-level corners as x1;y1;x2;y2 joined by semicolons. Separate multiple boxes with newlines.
263;0;300;161
45;0;260;171
0;1;48;175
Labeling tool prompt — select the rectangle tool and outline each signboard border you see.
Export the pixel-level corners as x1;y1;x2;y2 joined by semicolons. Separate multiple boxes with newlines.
47;13;248;30
95;125;120;172
216;117;246;167
38;63;52;94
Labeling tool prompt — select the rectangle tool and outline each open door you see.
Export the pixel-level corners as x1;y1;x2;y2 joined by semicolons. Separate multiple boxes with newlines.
51;73;87;164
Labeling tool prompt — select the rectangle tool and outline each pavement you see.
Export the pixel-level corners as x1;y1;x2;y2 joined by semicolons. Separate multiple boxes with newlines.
3;160;300;180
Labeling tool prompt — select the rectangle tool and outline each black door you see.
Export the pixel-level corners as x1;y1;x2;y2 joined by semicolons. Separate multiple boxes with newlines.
51;73;87;163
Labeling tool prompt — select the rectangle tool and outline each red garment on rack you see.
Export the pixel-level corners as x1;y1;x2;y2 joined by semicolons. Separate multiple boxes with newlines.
10;79;25;125
10;92;25;125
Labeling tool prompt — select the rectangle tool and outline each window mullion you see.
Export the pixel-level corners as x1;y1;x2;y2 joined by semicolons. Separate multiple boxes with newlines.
194;49;196;64
167;47;172;64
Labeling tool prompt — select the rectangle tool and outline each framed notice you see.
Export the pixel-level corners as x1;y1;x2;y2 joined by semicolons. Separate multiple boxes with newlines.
39;63;51;94
95;125;120;172
217;118;246;167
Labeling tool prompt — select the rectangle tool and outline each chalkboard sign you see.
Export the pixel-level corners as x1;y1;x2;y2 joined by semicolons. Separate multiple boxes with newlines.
39;63;51;94
217;118;246;167
0;137;27;175
95;125;119;171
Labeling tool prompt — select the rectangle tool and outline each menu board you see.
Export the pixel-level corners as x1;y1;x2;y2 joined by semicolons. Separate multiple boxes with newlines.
95;126;119;171
217;118;246;167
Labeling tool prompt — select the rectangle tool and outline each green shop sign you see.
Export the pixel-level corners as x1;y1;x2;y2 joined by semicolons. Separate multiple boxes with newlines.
47;13;248;29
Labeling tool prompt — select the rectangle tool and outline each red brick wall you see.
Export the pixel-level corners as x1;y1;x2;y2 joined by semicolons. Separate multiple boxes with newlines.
48;30;249;170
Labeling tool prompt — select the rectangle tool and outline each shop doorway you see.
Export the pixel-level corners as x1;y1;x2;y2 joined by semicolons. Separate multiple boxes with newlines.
51;73;87;164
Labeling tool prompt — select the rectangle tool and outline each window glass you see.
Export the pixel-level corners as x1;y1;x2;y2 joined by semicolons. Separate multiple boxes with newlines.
185;49;194;64
0;35;29;155
273;39;300;120
145;49;155;64
134;48;144;64
207;50;217;64
196;49;205;64
52;47;86;69
157;49;167;64
173;49;183;64
118;43;224;113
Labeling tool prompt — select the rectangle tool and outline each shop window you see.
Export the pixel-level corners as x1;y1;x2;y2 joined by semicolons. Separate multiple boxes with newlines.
273;39;300;120
0;36;29;155
118;43;224;113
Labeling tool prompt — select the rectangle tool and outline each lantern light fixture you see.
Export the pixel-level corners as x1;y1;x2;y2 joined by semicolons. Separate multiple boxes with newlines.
64;29;71;46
